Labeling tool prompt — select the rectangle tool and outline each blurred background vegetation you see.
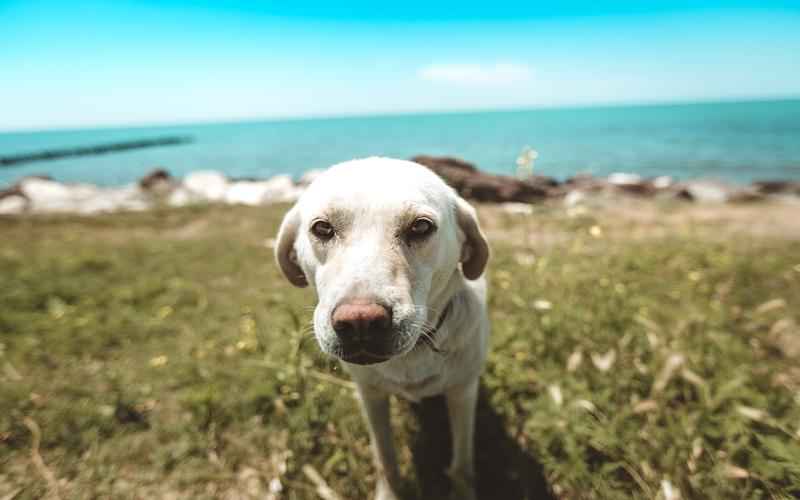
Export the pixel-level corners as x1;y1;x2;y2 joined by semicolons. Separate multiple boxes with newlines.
1;201;799;499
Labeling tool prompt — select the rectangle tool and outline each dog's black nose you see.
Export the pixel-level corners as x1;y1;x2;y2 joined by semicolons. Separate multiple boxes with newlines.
332;300;393;341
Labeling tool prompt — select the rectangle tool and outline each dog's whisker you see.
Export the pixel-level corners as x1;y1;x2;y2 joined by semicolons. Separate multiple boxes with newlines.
398;319;448;356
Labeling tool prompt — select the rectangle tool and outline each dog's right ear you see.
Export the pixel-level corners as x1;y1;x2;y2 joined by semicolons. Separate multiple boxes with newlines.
275;205;309;287
455;196;490;280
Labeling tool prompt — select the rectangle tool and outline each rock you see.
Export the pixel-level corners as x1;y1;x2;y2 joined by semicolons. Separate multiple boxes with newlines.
411;155;553;203
111;185;151;212
15;174;54;183
607;172;643;186
18;178;151;213
224;181;274;205
0;188;28;214
0;184;28;200
411;156;483;193
183;171;229;201
523;175;560;189
168;186;202;207
260;175;303;202
464;174;551;203
564;174;609;193
411;155;478;175
616;182;656;196
564;190;587;207
77;185;151;214
606;172;658;196
139;168;173;191
19;177;72;200
19;178;85;212
565;172;659;197
729;187;766;203
675;181;735;203
169;173;302;207
673;179;779;204
752;180;800;196
652;176;673;190
298;169;325;186
501;202;534;215
224;175;301;205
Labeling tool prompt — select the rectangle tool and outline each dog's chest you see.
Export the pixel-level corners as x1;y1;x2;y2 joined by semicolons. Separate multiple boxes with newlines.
366;351;453;401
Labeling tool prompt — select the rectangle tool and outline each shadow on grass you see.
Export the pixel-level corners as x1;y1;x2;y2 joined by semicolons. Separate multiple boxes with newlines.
409;385;554;500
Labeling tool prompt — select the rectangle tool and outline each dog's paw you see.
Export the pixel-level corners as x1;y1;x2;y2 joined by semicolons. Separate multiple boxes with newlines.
374;476;403;500
446;466;477;500
448;480;477;500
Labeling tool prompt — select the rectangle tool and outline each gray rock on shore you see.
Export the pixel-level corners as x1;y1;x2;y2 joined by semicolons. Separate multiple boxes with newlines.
167;171;302;207
223;175;300;205
411;155;555;203
11;177;150;214
413;156;798;207
0;186;29;214
0;168;306;215
1;157;798;215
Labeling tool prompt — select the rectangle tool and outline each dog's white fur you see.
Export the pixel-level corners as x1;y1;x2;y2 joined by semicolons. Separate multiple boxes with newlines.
275;157;490;500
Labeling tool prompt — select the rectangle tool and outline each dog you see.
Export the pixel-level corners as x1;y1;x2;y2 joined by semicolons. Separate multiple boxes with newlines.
274;157;490;500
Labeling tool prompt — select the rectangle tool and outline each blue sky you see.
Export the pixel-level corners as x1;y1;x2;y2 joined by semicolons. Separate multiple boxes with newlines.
1;0;799;130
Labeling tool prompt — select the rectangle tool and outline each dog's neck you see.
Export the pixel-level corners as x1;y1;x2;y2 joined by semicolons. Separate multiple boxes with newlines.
414;297;453;350
429;262;462;305
431;299;453;334
425;266;468;337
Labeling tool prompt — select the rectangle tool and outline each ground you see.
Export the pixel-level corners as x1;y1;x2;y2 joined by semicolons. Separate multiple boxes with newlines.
1;200;799;499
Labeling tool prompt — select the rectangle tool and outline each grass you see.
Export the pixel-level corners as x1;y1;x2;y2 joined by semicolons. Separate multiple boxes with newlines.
1;201;799;499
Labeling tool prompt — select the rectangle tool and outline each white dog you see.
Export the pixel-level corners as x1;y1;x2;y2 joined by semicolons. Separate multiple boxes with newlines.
275;157;490;500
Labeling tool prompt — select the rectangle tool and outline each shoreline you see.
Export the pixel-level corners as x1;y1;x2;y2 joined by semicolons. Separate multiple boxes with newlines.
1;155;799;216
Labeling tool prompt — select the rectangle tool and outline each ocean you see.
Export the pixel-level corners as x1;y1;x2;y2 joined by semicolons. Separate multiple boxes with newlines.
1;99;799;187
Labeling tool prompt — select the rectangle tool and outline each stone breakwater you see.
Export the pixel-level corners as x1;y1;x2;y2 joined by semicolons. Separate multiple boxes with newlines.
1;156;799;215
0;136;192;167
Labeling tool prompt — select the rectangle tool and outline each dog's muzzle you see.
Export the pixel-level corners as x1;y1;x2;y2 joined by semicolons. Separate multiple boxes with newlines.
331;300;397;365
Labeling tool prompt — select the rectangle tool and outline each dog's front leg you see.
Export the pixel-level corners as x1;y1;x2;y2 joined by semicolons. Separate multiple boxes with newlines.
445;378;479;500
356;385;402;500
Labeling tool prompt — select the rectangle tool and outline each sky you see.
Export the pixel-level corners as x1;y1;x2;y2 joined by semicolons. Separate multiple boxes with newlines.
1;0;800;131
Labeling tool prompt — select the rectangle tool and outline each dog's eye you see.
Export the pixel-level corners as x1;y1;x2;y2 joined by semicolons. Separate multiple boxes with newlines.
311;220;335;240
408;218;435;239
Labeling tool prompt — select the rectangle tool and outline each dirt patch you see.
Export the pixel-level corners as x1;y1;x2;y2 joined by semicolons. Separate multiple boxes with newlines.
478;199;800;248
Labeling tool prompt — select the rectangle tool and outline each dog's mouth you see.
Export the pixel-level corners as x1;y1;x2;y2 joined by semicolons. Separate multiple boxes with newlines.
329;303;453;365
335;328;419;365
340;349;394;365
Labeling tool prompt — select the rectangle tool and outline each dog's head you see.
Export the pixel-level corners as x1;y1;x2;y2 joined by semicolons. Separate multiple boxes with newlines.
275;157;488;365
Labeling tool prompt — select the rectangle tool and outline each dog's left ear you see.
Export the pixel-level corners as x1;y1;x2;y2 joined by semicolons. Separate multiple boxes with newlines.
275;205;309;287
455;196;489;280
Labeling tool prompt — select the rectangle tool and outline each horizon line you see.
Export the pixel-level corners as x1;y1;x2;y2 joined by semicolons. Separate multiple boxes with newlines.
2;93;799;135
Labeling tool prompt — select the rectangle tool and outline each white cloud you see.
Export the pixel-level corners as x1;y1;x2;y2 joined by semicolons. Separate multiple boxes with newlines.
418;62;532;86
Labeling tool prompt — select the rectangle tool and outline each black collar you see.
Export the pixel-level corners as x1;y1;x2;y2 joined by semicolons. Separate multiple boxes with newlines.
413;299;453;353
431;299;453;336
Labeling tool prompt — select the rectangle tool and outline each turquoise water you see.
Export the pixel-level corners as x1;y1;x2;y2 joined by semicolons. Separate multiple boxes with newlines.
1;99;799;187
